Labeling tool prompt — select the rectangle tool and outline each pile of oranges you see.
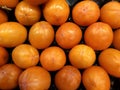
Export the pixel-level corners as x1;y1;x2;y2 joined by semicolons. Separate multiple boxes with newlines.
0;0;120;90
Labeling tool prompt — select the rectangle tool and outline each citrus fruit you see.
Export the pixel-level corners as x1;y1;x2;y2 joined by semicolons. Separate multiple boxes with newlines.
29;21;54;49
40;46;66;71
55;22;82;49
0;9;8;24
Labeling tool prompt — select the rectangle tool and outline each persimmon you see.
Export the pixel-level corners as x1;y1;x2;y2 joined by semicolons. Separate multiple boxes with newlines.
69;44;96;69
55;65;81;90
40;46;66;71
19;66;51;90
72;0;100;26
0;22;27;48
12;44;39;69
0;9;8;24
100;1;120;29
29;21;54;49
43;0;70;25
98;48;120;78
84;22;113;51
55;22;82;49
82;66;110;90
15;1;41;26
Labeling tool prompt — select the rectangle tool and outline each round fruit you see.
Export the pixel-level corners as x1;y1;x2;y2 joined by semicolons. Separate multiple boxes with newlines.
98;48;120;78
55;22;82;49
0;47;9;66
29;21;54;49
113;29;120;50
19;66;51;90
84;22;113;51
40;46;66;71
0;9;8;24
72;0;100;26
100;1;120;29
82;66;110;90
0;22;27;48
55;65;81;90
0;64;22;90
69;44;96;69
15;1;41;26
43;0;70;25
12;44;39;69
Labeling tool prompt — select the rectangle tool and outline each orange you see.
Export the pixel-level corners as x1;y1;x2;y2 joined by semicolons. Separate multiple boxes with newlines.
40;46;66;71
0;9;8;24
43;0;70;25
29;21;54;49
0;22;27;48
12;44;39;69
98;48;120;78
15;1;41;26
0;0;19;8
82;66;110;90
84;22;113;51
72;0;100;26
55;22;82;49
112;29;120;50
55;65;81;90
0;64;22;90
19;66;51;90
69;44;96;69
100;1;120;29
0;47;9;66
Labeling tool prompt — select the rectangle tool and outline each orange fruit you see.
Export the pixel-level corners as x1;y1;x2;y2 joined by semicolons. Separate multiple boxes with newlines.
55;65;81;90
19;66;51;90
100;1;120;29
12;44;39;69
69;44;96;69
0;0;19;8
24;0;48;6
43;0;70;25
55;22;82;49
0;9;8;24
72;0;100;26
29;21;55;49
112;29;120;50
15;1;41;26
84;22;113;51
40;46;66;71
82;66;110;90
0;64;22;90
0;22;27;48
0;47;9;66
98;48;120;78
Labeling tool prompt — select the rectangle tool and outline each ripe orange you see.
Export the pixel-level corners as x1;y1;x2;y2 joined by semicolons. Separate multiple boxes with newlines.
82;66;110;90
55;22;82;49
12;44;39;69
98;48;120;78
0;64;22;90
69;44;96;69
29;21;55;49
112;29;120;50
0;0;19;8
43;0;70;25
0;47;9;66
0;22;27;48
100;1;120;29
19;66;51;90
84;22;113;51
40;46;66;71
15;1;41;26
72;0;100;26
0;9;8;24
55;65;81;90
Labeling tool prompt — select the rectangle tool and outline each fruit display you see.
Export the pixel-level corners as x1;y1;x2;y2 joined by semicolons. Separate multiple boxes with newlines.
0;0;120;90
